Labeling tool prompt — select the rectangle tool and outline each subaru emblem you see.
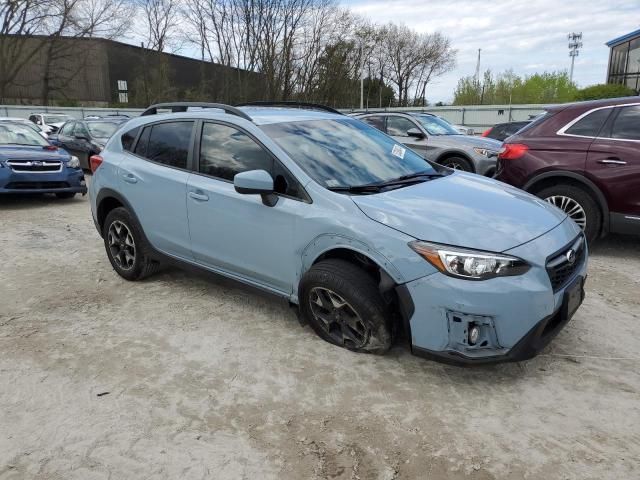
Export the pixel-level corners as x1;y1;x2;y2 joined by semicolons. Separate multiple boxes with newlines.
566;249;576;264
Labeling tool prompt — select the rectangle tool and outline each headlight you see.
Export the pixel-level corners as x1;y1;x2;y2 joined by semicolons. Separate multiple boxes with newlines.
68;156;80;169
473;147;497;157
408;241;530;280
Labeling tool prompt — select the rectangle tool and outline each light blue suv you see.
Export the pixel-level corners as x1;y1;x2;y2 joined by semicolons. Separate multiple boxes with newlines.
89;102;587;365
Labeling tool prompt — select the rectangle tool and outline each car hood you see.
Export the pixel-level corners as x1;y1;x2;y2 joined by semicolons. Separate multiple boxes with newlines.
433;134;502;150
351;172;568;252
0;145;70;162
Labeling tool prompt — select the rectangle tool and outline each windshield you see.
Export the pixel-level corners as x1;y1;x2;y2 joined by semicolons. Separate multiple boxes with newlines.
412;115;460;135
44;115;70;124
0;123;49;146
261;119;439;189
87;121;119;138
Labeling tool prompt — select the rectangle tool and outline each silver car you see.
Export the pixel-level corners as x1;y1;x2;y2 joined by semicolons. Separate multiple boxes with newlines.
355;112;501;176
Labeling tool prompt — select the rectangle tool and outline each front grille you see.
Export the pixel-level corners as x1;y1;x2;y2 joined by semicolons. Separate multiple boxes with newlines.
546;235;586;292
5;181;70;190
7;160;62;172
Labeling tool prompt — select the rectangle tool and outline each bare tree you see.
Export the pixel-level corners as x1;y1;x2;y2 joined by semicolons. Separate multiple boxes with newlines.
137;0;178;53
0;0;50;102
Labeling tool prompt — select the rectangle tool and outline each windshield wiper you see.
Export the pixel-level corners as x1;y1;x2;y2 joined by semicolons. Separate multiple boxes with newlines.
327;184;383;194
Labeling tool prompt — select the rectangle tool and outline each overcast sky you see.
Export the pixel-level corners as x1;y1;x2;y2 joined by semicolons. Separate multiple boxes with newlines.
346;0;640;103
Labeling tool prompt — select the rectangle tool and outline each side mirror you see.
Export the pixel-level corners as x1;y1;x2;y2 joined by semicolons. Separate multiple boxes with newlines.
234;169;278;206
407;128;425;139
75;134;89;141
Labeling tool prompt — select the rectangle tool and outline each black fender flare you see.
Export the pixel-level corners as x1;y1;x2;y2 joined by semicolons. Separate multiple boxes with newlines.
95;188;147;239
523;171;610;231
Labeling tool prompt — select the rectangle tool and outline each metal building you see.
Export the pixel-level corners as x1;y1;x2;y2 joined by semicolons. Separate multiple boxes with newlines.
0;35;263;107
606;29;640;92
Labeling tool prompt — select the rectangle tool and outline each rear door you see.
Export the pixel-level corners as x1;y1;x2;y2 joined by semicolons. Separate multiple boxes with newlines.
186;121;306;294
587;104;640;223
55;122;76;153
118;121;194;260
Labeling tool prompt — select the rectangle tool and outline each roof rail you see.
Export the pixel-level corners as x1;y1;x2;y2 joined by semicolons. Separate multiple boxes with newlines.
236;101;342;115
140;102;253;122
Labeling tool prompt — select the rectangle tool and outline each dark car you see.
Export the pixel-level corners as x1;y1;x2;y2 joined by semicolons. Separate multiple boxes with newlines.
495;96;640;243
0;122;87;198
482;120;530;142
50;119;126;169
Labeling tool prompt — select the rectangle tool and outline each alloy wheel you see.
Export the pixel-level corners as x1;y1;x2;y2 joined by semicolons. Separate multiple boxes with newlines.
107;220;136;270
308;287;368;349
544;195;587;230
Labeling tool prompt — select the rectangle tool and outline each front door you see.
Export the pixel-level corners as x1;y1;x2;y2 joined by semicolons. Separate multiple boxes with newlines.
385;115;429;157
187;121;306;294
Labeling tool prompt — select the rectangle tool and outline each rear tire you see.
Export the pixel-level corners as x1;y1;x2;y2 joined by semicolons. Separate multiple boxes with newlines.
299;259;392;354
536;184;601;244
439;156;473;172
103;207;161;281
55;192;76;199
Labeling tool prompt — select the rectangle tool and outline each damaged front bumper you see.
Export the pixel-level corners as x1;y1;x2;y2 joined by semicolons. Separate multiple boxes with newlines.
399;219;588;365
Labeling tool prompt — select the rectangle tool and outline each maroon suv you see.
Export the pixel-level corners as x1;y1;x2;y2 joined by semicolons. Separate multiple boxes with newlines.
496;96;640;243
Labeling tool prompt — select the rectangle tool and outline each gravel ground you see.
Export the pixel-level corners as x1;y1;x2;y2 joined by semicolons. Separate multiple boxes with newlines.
1;190;639;480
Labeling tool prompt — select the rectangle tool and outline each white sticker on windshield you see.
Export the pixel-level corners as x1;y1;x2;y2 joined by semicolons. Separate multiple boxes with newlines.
391;144;406;159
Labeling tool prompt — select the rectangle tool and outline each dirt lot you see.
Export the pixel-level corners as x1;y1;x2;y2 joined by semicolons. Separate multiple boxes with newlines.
1;191;639;480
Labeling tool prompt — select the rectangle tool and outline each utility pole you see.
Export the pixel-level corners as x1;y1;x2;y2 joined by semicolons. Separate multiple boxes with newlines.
568;32;583;83
474;48;481;83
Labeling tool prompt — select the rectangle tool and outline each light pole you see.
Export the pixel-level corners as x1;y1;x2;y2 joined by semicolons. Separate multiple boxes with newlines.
568;32;583;83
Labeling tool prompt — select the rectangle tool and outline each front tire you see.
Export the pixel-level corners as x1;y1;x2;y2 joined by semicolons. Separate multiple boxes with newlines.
103;207;161;280
439;156;473;172
536;184;601;244
299;259;392;354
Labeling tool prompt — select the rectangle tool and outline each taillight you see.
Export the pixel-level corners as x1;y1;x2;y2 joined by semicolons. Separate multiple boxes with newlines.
90;155;103;173
498;143;529;160
481;128;492;137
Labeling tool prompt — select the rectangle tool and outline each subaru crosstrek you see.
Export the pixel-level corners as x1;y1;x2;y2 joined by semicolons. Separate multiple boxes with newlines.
89;102;587;365
0;121;86;198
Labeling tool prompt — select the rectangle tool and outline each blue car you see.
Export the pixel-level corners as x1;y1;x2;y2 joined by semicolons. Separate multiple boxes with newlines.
89;102;587;365
0;122;87;198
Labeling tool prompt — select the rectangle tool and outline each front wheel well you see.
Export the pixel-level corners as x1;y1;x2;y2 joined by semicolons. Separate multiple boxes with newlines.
308;248;406;334
435;152;475;172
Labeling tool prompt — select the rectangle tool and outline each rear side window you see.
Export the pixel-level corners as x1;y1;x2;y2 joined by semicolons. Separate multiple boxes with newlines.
610;105;640;140
121;126;140;152
362;116;385;131
199;123;272;181
60;122;74;135
565;109;611;137
136;121;193;169
74;122;90;137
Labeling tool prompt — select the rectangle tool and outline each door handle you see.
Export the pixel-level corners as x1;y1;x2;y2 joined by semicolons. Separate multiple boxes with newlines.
122;173;138;184
597;158;627;165
189;191;209;202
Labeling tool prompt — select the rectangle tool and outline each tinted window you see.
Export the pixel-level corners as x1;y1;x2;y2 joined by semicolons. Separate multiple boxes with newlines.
121;126;140;152
565;109;611;137
74;122;90;137
362;116;385;131
134;126;151;157
199;123;272;181
611;105;640;140
60;122;74;135
145;121;193;169
87;121;119;138
412;115;460;135
261;119;438;189
386;116;417;136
